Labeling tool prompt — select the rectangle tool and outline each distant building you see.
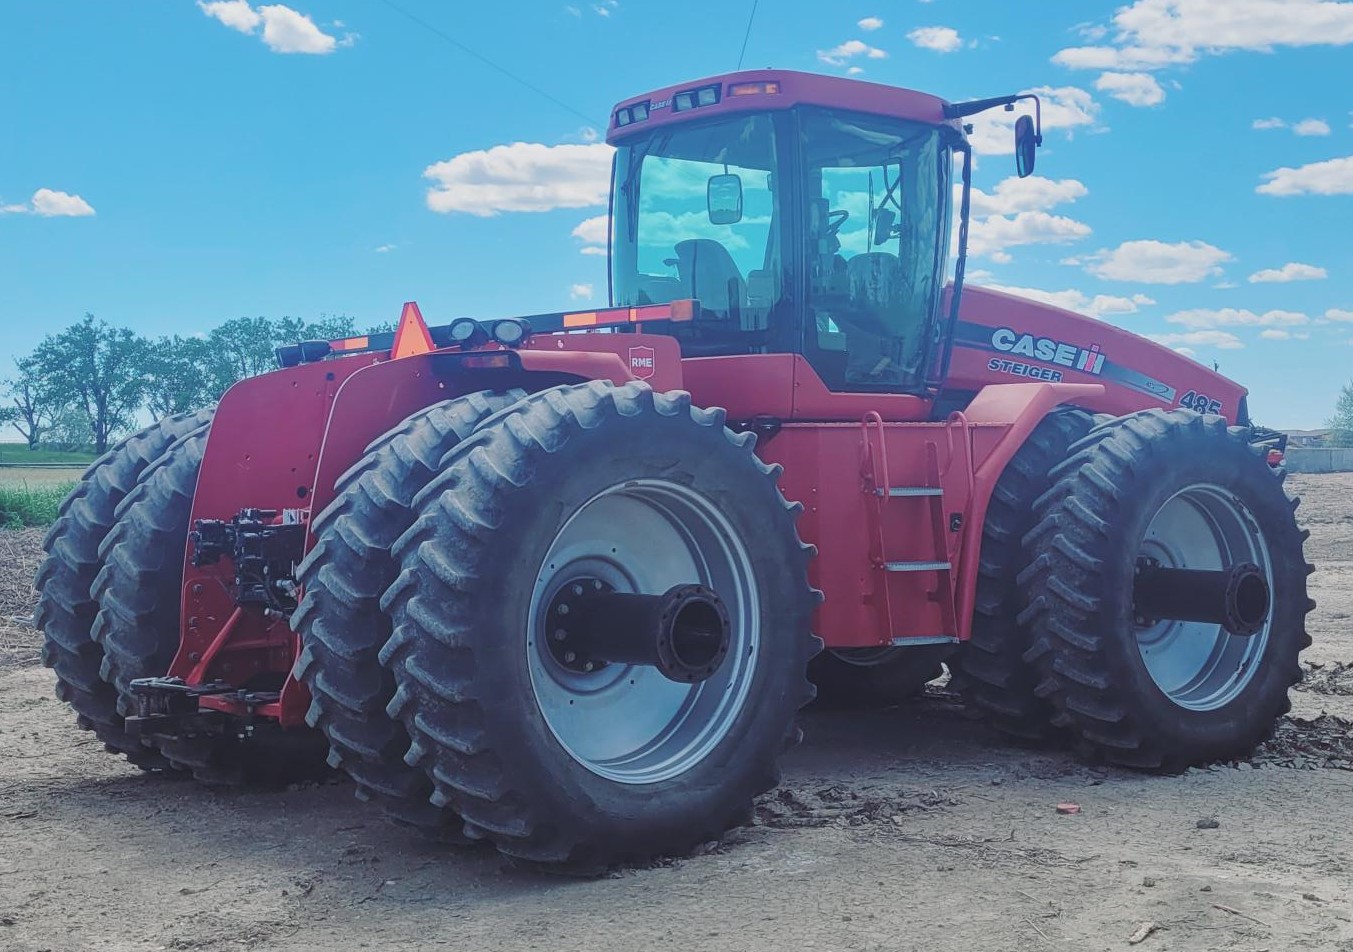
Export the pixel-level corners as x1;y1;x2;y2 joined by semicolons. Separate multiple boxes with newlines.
1284;429;1331;448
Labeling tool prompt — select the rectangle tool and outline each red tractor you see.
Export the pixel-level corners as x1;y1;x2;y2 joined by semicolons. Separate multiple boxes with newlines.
37;70;1312;869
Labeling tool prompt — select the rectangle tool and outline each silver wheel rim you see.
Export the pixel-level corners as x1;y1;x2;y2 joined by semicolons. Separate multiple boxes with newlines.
1134;484;1273;711
527;479;760;785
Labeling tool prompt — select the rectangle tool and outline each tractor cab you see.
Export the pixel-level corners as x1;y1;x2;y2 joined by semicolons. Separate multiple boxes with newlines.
607;70;1039;394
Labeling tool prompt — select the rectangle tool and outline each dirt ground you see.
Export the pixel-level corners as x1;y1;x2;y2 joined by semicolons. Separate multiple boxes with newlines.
2;474;1352;952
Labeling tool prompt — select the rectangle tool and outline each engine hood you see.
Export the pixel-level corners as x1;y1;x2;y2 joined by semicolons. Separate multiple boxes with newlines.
943;286;1250;424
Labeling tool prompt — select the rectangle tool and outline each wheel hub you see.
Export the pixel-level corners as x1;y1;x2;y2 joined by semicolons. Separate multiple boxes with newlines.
545;577;732;683
545;578;614;674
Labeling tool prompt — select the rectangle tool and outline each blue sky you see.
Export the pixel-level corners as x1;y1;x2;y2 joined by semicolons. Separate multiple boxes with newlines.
2;0;1351;429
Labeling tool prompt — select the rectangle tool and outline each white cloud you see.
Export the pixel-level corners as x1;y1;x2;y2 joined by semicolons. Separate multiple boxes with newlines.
374;243;395;253
1321;308;1353;323
1252;116;1332;135
1081;239;1231;284
1256;155;1353;195
1259;328;1311;340
0;188;96;217
257;5;337;53
957;175;1091;263
967;211;1092;259
1248;262;1327;282
1054;0;1353;71
967;176;1088;216
1165;307;1308;328
1053;44;1192;70
197;0;261;32
424;141;614;216
847;66;865;75
1148;330;1244;350
198;1;343;54
981;283;1155;318
1293;118;1332;136
818;39;888;65
1094;71;1165;106
907;26;962;53
570;283;594;299
858;16;883;31
966;86;1100;155
572;214;608;254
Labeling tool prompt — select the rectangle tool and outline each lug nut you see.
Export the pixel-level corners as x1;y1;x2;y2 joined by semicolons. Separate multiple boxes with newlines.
564;651;576;663
553;629;567;641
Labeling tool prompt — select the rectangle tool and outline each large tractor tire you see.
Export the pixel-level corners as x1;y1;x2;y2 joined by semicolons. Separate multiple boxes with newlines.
381;381;819;870
952;408;1093;740
1021;409;1313;770
291;388;524;833
91;424;327;785
35;410;213;769
808;645;950;709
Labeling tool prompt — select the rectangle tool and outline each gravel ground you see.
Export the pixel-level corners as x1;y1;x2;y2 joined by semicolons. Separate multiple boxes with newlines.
1;474;1351;952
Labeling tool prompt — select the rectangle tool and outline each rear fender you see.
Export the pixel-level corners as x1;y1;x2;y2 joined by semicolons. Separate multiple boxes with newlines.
310;332;684;525
954;381;1104;639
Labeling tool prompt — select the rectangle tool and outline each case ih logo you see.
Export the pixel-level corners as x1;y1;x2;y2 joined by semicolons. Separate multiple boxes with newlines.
991;327;1104;375
629;345;656;380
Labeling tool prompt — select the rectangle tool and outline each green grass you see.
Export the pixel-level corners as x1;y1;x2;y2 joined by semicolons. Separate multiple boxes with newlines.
0;482;75;528
0;445;97;465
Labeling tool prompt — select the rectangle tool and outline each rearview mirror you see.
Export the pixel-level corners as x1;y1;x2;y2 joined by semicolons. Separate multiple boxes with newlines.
1015;114;1038;178
872;207;896;247
707;173;743;225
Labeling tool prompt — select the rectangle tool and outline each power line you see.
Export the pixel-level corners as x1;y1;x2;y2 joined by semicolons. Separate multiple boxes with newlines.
736;0;760;70
372;0;600;127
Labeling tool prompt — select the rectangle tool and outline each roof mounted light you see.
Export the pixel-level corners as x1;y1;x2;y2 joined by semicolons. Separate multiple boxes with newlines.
490;318;531;346
614;100;651;128
672;84;720;112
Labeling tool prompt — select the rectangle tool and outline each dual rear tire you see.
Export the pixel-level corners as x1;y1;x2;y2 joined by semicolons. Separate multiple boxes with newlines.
300;381;819;867
958;407;1311;768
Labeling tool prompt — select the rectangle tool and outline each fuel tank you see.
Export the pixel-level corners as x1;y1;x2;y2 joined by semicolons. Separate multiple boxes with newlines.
945;286;1249;424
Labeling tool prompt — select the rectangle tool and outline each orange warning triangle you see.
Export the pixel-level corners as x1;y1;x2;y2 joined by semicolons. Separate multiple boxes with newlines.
391;301;434;359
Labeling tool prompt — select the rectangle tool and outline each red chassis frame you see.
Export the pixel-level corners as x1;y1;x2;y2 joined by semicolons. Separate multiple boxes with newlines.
173;297;1245;728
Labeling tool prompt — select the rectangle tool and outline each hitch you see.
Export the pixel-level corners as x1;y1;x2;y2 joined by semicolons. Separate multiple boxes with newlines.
125;677;282;739
190;508;307;610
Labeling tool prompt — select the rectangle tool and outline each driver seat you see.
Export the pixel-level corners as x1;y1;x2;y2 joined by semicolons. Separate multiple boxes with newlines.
673;239;746;320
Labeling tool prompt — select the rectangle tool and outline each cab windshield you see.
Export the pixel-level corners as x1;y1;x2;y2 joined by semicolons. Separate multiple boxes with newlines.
801;108;951;390
611;108;952;389
611;113;781;349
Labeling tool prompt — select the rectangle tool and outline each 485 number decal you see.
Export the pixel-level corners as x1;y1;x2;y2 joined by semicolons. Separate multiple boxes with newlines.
1179;390;1223;414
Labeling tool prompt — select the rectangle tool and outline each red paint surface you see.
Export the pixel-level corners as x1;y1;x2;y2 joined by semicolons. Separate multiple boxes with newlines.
169;286;1258;722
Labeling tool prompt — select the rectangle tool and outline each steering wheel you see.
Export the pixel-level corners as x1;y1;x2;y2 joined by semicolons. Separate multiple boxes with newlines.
826;209;850;236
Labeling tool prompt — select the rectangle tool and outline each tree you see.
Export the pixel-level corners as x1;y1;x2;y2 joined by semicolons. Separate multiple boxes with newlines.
144;335;215;417
44;405;95;451
1;358;58;449
1329;382;1353;448
29;314;151;454
201;315;359;398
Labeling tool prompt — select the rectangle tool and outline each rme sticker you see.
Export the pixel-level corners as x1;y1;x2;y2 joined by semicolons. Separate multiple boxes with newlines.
991;327;1105;376
629;345;656;379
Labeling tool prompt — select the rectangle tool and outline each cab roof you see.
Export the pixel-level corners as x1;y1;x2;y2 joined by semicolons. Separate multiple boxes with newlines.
606;69;955;145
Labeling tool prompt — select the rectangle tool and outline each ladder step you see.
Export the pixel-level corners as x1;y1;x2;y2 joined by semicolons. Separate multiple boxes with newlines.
875;486;943;497
883;560;952;573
